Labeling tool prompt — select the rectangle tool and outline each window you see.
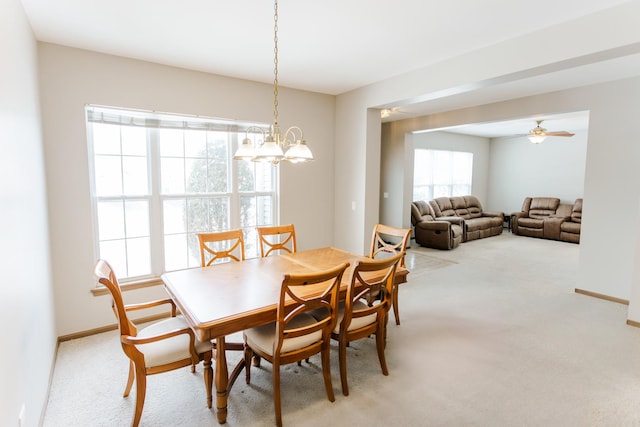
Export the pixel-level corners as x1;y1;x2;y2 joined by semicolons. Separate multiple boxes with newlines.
87;106;276;281
413;149;473;201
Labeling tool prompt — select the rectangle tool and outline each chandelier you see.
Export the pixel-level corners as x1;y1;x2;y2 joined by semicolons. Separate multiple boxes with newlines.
233;0;314;164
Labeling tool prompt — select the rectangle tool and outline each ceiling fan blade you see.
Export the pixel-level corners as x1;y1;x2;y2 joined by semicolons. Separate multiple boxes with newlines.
544;131;575;137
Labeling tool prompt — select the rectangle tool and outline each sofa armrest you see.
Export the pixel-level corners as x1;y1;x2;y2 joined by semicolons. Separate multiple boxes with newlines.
436;216;464;226
416;220;451;232
510;211;527;235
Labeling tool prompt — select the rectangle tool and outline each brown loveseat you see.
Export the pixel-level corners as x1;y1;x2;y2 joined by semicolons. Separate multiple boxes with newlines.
428;195;504;242
411;200;463;250
511;197;582;243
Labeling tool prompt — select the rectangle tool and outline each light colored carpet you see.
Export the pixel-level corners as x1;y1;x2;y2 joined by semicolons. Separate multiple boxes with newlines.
43;233;640;426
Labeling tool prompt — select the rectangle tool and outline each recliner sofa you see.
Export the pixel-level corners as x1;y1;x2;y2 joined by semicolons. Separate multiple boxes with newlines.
411;195;503;249
428;195;504;242
511;197;582;243
411;200;463;250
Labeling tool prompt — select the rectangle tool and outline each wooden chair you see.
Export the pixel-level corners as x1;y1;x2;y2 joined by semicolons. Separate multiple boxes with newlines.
243;262;350;427
197;229;245;266
94;259;213;427
197;230;246;355
333;252;403;396
369;223;411;325
257;224;297;257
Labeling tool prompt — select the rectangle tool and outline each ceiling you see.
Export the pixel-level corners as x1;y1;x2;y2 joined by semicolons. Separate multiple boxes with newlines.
19;0;640;135
417;111;591;139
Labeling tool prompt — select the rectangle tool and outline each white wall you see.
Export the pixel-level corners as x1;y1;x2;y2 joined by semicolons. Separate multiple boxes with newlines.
488;132;588;214
37;43;336;337
0;1;57;426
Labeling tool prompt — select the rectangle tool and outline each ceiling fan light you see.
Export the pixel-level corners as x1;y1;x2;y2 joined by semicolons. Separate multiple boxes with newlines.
528;134;546;144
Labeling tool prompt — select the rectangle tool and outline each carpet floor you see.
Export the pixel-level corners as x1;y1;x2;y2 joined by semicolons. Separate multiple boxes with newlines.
42;233;640;426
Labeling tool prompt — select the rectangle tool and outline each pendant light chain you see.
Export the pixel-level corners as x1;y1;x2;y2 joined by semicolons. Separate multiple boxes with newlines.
273;0;279;126
232;0;314;163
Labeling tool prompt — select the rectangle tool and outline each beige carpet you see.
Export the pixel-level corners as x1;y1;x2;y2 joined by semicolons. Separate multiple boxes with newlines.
43;233;640;426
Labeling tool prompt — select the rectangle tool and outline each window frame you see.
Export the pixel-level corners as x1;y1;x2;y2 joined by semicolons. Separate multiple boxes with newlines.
86;105;278;284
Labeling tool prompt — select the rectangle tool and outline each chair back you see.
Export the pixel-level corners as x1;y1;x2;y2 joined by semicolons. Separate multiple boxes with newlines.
94;259;138;338
197;229;245;266
257;224;297;257
369;223;411;267
342;252;403;333
275;262;349;355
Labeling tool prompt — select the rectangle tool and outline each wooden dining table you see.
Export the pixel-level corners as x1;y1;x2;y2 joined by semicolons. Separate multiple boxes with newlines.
161;246;408;424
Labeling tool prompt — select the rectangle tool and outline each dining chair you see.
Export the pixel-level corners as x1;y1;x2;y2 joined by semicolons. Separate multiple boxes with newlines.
197;229;245;266
256;223;297;257
197;229;246;356
243;262;350;427
369;223;411;325
333;252;403;396
94;259;213;427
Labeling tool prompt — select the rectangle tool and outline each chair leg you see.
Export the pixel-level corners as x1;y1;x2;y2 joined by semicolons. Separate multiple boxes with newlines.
253;354;261;367
338;336;349;396
243;344;252;384
376;325;389;376
203;351;213;409
123;360;135;397
392;284;401;325
273;361;282;427
132;364;147;427
321;341;335;402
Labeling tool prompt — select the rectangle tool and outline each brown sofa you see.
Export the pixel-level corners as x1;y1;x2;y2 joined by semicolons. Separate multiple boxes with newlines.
411;200;463;250
428;195;504;242
511;197;582;243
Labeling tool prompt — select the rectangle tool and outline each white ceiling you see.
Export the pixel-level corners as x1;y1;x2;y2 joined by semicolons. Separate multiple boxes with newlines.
19;0;640;136
420;111;591;139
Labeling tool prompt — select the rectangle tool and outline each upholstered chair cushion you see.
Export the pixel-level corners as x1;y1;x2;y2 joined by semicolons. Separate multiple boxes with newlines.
331;301;377;334
243;313;322;357
136;316;210;368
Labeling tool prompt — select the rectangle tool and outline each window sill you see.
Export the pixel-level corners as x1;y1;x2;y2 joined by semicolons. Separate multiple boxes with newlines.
91;276;164;296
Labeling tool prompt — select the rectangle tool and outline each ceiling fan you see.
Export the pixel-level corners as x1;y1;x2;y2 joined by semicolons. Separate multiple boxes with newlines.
526;120;575;144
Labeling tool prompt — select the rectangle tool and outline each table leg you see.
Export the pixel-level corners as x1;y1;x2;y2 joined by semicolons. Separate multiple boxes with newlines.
215;336;229;424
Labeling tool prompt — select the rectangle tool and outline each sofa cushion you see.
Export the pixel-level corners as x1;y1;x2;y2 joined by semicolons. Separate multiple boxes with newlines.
561;221;581;234
518;217;544;229
466;217;501;232
411;200;434;225
463;195;483;219
528;197;560;219
449;196;470;219
429;197;456;217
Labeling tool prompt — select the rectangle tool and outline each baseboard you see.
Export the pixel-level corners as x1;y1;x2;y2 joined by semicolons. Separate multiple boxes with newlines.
57;312;171;342
626;319;640;328
574;288;629;305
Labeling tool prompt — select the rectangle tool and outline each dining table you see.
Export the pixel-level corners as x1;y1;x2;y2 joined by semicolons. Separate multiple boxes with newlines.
161;246;408;424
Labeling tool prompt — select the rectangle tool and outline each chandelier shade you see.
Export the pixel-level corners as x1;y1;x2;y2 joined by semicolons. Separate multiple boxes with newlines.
233;0;314;165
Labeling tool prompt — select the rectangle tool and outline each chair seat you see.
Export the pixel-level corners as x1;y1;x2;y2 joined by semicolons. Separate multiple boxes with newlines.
244;313;322;356
137;316;211;368
332;301;377;334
